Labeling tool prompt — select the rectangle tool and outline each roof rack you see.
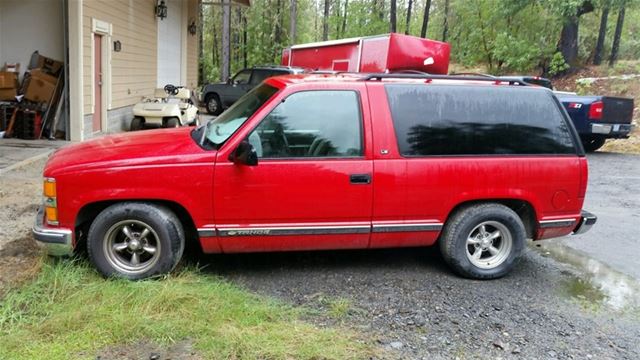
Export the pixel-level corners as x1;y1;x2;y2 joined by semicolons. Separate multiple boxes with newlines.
449;72;496;78
359;73;529;85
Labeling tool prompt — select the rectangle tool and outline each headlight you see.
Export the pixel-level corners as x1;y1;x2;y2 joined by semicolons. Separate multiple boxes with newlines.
43;178;58;225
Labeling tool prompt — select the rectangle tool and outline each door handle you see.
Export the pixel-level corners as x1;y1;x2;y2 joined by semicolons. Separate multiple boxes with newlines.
350;173;371;184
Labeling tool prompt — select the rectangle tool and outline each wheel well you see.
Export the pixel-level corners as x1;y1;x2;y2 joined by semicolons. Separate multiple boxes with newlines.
446;199;537;239
205;92;219;102
74;200;201;254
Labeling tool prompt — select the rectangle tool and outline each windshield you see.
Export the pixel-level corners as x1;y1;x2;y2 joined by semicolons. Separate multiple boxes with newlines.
204;84;279;146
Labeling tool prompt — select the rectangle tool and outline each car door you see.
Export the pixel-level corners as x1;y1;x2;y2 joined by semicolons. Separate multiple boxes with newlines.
213;85;373;253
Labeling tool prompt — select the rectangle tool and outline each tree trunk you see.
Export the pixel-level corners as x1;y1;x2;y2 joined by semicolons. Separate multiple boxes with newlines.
390;0;397;33
559;16;580;66
242;12;247;69
421;0;431;38
335;0;341;36
341;0;348;36
221;0;231;81
322;0;330;41
609;6;625;66
558;1;594;67
593;6;609;65
290;0;297;45
274;0;282;55
405;0;413;35
442;0;449;42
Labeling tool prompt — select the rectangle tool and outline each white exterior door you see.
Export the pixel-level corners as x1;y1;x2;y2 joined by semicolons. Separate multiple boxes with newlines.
157;0;182;87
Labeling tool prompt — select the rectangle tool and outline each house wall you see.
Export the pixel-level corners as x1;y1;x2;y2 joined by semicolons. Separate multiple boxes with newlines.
0;0;64;80
80;0;199;138
186;0;198;89
82;0;157;115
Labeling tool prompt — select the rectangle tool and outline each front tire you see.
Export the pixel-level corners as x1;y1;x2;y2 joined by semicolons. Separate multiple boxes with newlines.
87;202;185;280
164;117;180;128
439;204;525;279
205;94;222;115
582;137;606;152
130;117;145;131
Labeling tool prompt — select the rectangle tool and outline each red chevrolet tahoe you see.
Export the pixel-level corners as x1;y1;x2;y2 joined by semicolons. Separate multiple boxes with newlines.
33;73;596;280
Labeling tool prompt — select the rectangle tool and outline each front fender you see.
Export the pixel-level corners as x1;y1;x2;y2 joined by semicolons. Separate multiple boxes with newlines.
55;163;215;231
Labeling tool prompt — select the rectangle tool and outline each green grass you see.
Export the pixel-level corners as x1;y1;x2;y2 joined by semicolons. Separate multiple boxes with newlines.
0;259;372;360
325;298;353;319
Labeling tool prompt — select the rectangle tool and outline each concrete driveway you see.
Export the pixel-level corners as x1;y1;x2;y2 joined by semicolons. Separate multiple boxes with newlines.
0;138;66;175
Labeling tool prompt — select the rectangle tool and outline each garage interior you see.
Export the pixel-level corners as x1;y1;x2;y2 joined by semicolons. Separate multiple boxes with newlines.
0;0;70;141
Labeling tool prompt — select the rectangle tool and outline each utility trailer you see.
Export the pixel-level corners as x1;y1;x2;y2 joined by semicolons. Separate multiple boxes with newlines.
281;33;451;75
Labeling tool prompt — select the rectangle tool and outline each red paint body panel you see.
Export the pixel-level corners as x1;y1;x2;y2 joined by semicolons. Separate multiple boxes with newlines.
282;33;451;75
41;74;588;255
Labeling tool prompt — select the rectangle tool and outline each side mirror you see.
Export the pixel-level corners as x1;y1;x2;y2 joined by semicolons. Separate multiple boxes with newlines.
230;140;258;166
226;77;233;85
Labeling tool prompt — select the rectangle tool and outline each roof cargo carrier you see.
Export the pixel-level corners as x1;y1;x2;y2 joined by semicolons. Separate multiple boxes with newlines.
281;33;451;75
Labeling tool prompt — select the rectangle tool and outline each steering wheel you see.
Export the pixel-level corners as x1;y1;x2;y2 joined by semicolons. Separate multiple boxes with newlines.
163;84;179;96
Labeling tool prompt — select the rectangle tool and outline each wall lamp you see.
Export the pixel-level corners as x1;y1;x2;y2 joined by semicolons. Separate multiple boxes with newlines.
188;19;197;36
155;0;167;20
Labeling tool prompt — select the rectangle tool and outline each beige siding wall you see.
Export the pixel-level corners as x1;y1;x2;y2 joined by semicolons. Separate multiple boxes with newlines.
82;0;199;117
82;0;157;115
186;0;198;89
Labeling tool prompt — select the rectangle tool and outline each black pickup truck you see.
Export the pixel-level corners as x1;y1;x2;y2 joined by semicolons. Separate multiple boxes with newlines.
494;76;635;152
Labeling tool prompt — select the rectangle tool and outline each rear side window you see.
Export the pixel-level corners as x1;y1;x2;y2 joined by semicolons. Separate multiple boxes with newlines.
385;84;576;156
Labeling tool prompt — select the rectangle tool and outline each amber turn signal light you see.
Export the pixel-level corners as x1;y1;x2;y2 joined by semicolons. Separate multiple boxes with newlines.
43;178;57;197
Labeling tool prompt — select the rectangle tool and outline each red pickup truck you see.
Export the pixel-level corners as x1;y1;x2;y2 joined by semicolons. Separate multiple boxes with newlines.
33;73;596;280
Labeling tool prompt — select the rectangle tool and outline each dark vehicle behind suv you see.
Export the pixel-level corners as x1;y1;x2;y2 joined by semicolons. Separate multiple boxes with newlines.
201;66;307;115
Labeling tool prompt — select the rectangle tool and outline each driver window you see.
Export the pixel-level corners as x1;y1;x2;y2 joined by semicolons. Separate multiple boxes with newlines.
233;70;252;85
248;91;363;158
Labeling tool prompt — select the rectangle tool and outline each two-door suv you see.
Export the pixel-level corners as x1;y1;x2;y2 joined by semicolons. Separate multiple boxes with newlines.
33;73;596;280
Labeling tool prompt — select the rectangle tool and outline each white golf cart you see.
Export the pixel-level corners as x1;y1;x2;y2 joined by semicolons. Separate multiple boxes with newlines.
130;84;199;131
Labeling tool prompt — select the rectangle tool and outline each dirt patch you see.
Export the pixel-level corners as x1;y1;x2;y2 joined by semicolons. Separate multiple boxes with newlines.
0;158;46;295
87;340;202;360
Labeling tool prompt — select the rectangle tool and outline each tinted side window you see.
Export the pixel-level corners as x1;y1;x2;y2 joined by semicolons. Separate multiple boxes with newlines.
385;85;576;156
233;70;251;84
250;70;271;85
249;91;363;158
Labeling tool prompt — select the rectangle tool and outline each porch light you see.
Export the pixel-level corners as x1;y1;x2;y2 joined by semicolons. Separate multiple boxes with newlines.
188;19;197;36
156;0;168;20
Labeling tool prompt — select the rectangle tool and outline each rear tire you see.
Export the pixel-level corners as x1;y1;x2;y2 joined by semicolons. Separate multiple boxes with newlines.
582;137;606;152
205;94;222;115
87;202;185;280
439;203;525;280
130;117;145;131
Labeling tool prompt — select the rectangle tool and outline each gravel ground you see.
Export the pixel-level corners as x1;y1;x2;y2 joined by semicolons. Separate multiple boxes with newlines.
198;244;640;360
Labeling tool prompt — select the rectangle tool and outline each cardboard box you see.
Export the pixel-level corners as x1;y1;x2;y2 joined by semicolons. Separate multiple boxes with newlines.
0;88;17;101
0;71;18;89
2;63;20;73
30;52;63;76
29;69;58;84
24;71;58;103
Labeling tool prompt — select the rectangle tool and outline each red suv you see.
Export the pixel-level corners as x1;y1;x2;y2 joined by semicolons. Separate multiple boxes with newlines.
33;73;596;280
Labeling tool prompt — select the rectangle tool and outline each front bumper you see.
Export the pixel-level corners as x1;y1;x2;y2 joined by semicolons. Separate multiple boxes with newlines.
573;210;597;235
32;208;74;256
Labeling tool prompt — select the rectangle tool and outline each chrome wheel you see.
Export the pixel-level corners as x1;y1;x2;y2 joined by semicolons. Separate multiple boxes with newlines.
207;97;219;113
465;221;513;269
103;220;161;276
